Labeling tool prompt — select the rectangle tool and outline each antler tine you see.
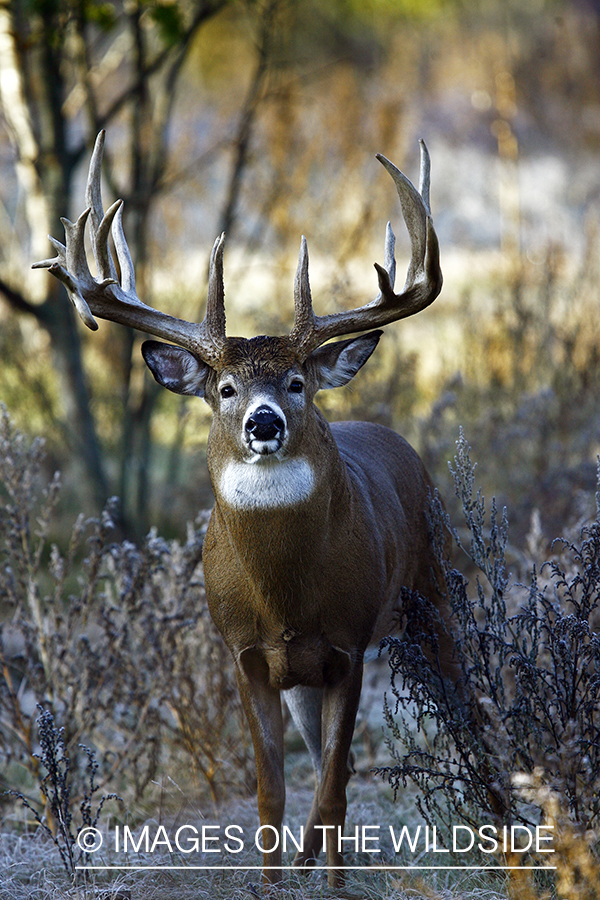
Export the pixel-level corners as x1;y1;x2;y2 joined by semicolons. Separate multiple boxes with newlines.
111;201;136;293
290;236;312;342
32;208;99;330
32;131;227;364
383;220;397;291
86;130;105;230
418;137;431;215
288;141;442;359
205;233;226;349
377;144;429;291
85;131;117;284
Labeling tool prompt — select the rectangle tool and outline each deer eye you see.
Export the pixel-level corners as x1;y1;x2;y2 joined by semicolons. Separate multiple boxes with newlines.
288;379;304;394
220;384;236;399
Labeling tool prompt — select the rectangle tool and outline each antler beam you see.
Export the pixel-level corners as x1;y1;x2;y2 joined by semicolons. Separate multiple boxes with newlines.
289;140;442;359
33;131;226;364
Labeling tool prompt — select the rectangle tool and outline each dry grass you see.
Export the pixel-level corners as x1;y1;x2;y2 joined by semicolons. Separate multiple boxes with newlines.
0;656;570;900
1;758;511;900
0;654;513;900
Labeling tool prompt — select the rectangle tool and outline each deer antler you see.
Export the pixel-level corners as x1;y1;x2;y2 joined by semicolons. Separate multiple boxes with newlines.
34;133;441;365
32;131;226;364
289;140;442;359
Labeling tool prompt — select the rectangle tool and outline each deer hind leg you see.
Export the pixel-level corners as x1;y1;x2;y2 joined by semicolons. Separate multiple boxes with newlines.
285;677;357;873
285;685;324;867
285;685;323;774
317;661;364;889
236;649;285;886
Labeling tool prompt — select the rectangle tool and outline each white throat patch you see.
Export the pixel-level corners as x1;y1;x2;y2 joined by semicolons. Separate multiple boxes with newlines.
218;458;315;510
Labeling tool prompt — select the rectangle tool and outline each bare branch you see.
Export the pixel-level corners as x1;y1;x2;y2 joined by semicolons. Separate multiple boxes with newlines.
0;277;45;320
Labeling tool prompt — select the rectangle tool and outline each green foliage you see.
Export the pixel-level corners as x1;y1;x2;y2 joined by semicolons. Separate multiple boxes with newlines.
147;0;186;46
0;323;62;444
312;0;454;24
83;0;119;30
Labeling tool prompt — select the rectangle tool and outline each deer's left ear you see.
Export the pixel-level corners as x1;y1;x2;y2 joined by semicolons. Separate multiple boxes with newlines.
311;331;383;390
142;340;211;397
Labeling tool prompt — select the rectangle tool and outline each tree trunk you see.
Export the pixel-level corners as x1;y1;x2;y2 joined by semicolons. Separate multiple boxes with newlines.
41;284;110;508
0;1;109;508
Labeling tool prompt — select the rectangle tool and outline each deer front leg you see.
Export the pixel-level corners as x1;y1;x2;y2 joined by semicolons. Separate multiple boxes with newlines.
236;649;285;886
318;661;364;889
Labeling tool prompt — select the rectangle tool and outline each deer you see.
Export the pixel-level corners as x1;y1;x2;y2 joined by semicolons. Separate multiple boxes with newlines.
34;131;462;889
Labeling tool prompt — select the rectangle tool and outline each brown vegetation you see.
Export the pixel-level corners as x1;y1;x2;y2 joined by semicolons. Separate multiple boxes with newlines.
1;1;599;898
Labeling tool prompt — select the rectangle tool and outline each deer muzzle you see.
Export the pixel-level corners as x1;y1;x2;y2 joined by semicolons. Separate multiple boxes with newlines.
244;404;286;455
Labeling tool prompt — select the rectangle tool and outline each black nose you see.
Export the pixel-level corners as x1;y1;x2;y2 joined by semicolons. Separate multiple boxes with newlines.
245;406;284;442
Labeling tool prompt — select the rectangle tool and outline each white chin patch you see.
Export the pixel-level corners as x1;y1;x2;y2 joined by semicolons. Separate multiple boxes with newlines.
218;458;315;510
248;438;281;456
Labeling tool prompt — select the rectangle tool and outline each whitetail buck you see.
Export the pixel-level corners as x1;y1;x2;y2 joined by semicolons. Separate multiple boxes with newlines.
35;131;459;888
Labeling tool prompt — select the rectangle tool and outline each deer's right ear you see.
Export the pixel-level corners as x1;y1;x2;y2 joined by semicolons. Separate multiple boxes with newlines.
142;340;211;398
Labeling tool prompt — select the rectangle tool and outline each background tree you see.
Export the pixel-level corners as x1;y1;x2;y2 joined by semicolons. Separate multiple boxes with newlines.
0;0;249;531
0;0;411;532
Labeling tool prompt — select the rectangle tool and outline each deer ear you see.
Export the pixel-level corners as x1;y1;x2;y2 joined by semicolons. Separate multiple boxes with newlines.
142;340;211;398
311;331;383;390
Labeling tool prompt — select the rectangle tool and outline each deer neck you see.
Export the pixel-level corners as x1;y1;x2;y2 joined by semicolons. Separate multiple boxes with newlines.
206;411;350;599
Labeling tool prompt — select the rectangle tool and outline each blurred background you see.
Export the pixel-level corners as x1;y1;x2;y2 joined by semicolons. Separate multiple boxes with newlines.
1;7;600;890
0;0;599;546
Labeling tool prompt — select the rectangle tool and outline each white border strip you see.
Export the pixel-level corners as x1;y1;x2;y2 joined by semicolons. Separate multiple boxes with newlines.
76;864;557;871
